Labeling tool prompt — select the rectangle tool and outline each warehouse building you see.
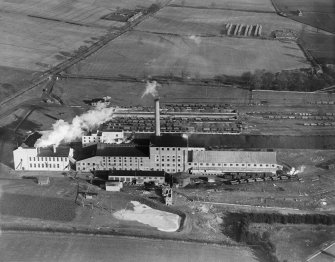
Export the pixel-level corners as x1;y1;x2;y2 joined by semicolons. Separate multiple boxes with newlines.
188;150;280;175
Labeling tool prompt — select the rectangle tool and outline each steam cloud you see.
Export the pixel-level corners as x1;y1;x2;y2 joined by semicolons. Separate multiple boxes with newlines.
288;165;306;176
189;35;201;45
34;103;116;148
141;80;160;98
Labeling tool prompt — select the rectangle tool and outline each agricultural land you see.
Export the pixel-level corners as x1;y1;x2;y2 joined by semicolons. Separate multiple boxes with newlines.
0;0;334;261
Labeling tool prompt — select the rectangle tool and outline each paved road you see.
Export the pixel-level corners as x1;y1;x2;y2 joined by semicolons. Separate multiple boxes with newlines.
0;231;259;262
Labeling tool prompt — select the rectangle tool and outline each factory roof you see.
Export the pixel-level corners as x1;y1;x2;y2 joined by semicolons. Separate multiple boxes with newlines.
150;135;188;147
37;145;71;157
75;142;150;161
96;143;149;157
95;170;166;180
191;150;277;164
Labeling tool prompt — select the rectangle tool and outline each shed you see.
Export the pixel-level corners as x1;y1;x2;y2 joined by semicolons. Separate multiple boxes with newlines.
37;176;50;186
106;181;123;192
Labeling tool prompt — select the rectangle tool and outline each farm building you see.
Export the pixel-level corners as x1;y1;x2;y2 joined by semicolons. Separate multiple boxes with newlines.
95;170;166;185
105;181;123;192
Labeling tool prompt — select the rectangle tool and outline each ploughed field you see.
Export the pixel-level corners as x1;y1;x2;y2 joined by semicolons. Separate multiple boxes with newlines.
273;0;335;33
68;30;310;77
0;12;107;71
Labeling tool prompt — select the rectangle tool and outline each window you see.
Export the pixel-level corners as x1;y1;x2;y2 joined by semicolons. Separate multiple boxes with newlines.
248;164;251;166
42;164;44;168
178;148;180;151
224;164;227;166
156;148;158;151
38;164;40;168
167;148;170;151
230;164;233;166
30;164;32;167
254;164;257;167
162;164;164;167
162;148;164;151
77;167;80;171
34;164;36;168
172;148;175;151
57;164;59;168
156;164;159;167
236;164;239;166
29;157;31;161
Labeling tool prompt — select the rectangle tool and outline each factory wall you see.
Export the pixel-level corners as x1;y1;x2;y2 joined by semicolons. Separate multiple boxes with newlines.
13;147;70;171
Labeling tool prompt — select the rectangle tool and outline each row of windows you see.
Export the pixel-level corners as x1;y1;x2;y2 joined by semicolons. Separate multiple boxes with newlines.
155;147;181;151
156;163;181;167
29;157;67;162
190;163;276;167
109;176;164;181
30;163;60;168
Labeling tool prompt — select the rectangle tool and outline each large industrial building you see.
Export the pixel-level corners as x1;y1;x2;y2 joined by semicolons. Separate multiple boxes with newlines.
13;133;71;171
13;99;282;175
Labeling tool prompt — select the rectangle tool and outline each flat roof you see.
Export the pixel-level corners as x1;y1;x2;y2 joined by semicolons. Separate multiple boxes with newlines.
150;135;187;147
96;143;149;157
191;150;277;164
95;170;166;180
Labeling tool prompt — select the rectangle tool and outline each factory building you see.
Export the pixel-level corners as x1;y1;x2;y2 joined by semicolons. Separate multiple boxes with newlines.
82;130;124;147
187;150;280;175
95;170;166;185
13;132;71;171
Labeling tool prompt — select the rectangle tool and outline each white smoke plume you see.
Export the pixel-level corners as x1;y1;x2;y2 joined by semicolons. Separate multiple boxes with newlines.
141;80;160;98
189;35;201;45
34;102;117;148
288;165;306;176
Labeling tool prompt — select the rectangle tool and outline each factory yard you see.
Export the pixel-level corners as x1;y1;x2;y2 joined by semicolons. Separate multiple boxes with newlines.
68;30;310;78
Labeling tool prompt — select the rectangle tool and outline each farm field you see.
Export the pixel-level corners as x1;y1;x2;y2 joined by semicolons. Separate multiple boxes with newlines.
273;0;335;33
0;12;107;71
300;33;335;64
68;30;310;77
0;0;124;28
169;0;275;12
138;7;305;37
0;66;37;102
52;79;250;107
0;232;259;262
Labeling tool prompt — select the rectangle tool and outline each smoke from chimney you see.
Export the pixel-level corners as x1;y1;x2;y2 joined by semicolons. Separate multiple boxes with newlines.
141;81;160;98
34;102;117;148
155;98;161;136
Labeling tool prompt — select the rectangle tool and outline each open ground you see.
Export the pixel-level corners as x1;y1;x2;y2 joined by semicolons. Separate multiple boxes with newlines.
0;232;259;262
169;0;275;12
68;30;310;78
138;6;306;37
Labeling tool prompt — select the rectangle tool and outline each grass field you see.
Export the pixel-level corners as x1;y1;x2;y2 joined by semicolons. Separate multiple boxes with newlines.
273;0;335;33
0;12;107;71
138;7;304;37
0;232;259;262
68;30;310;77
170;0;275;12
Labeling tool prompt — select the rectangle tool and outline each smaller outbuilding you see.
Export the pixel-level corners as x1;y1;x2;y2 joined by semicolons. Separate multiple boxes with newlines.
95;170;166;185
106;181;123;192
37;176;50;186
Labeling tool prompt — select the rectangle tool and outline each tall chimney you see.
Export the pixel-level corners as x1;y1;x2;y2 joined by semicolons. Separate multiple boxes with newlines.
155;98;161;136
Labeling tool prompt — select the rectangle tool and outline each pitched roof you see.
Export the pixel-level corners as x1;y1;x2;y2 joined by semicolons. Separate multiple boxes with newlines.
150;135;187;147
191;150;277;164
37;145;70;157
22;132;42;148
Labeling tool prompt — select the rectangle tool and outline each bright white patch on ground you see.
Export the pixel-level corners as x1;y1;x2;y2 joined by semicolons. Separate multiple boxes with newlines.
113;201;180;232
